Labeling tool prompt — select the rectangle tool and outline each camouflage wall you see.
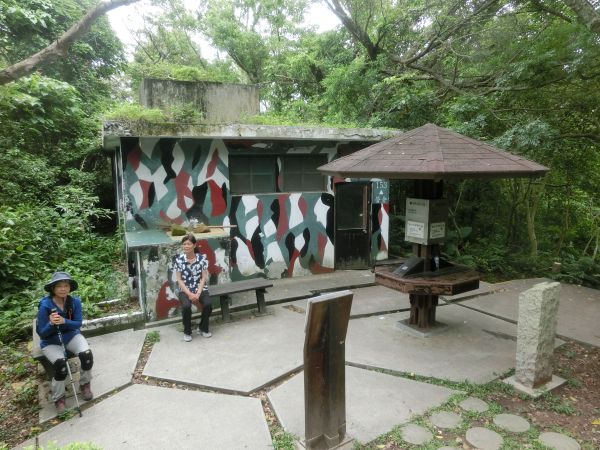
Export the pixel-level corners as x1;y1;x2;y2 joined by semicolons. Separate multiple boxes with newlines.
118;136;389;319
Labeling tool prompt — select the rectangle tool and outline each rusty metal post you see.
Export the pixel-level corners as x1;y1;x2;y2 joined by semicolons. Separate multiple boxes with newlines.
303;290;354;450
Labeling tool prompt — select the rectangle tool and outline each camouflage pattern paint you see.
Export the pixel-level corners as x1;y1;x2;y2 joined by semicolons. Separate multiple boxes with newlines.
118;136;388;320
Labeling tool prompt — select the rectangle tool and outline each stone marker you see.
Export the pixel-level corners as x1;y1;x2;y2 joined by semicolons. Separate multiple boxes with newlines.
504;281;566;397
302;290;353;450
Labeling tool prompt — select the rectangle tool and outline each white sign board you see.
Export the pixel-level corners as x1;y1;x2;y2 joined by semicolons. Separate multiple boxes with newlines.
430;222;446;239
406;221;425;239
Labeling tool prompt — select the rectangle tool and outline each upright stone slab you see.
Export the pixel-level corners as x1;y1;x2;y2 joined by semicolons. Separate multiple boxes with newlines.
504;281;565;396
515;281;560;387
303;290;354;450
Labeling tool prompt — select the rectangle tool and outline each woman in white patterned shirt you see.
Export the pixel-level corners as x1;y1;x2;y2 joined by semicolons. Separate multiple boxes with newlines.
174;234;212;342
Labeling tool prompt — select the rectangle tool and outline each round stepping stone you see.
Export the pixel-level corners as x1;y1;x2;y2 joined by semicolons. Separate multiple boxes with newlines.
538;432;581;450
459;397;489;413
430;411;462;429
438;447;459;450
400;423;433;445
465;427;503;450
493;413;530;433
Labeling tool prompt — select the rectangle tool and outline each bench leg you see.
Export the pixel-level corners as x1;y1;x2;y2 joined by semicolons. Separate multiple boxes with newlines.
220;295;231;322
256;289;267;315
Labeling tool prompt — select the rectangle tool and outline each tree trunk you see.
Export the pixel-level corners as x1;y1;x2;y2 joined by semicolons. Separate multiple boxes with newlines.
0;0;142;85
561;0;600;34
524;179;544;258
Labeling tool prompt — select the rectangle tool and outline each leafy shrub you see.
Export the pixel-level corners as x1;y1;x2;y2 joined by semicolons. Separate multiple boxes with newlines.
104;103;165;122
554;255;600;288
170;102;204;123
0;188;125;343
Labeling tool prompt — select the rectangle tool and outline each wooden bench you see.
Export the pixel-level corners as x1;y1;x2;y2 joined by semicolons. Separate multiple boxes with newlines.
210;278;273;322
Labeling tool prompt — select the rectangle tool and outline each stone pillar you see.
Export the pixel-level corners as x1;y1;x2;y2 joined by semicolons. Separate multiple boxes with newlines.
504;281;565;396
303;290;354;450
515;281;560;387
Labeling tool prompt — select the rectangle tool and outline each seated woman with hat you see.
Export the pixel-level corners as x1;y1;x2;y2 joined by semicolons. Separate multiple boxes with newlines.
36;271;94;413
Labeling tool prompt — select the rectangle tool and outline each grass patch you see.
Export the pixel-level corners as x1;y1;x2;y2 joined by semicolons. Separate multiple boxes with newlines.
270;426;296;450
146;330;160;344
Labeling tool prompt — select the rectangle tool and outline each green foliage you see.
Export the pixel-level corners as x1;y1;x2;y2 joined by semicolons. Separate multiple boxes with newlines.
0;75;108;207
200;0;308;83
13;379;37;407
554;255;600;288
104;102;205;123
0;346;35;382
270;426;296;450
0;189;124;342
104;103;166;122
127;61;242;93
538;393;576;416
0;0;126;105
146;330;160;344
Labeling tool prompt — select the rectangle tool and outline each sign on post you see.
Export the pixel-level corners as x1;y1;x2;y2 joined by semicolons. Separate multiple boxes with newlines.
303;290;354;450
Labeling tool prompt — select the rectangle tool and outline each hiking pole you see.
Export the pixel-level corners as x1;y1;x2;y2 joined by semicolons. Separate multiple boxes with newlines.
51;308;82;417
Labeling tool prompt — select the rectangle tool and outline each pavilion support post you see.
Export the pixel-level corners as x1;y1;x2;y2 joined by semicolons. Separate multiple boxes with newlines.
407;179;445;329
408;294;439;329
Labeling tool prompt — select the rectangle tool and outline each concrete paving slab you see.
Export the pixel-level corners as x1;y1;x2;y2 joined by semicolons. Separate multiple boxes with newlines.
39;328;147;423
143;306;306;394
204;270;375;313
345;305;524;383
455;279;600;346
429;411;462;429
268;365;457;445
459;397;489;413
20;384;272;450
465;427;503;450
493;413;530;433
399;423;433;445
287;285;410;318
538;431;581;450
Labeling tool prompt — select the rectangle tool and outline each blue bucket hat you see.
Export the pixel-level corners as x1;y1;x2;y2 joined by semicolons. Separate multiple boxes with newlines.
44;271;78;293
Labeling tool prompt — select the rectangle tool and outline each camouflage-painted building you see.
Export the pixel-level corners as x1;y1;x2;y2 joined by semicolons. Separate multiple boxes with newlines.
103;80;398;321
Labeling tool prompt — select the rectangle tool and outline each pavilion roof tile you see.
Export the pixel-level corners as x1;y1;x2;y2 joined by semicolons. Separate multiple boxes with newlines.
318;123;549;179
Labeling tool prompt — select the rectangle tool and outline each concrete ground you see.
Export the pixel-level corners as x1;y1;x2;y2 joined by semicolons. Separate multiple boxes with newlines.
19;271;599;450
447;278;600;347
38;329;147;423
268;365;458;445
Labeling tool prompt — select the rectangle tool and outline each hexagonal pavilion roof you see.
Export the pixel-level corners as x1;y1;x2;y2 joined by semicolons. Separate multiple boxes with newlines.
318;123;549;179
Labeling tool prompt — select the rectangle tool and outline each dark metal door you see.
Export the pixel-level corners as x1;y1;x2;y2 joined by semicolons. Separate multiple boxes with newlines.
335;182;371;269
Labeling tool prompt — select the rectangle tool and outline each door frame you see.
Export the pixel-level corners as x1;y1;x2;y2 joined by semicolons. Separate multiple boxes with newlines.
334;181;372;269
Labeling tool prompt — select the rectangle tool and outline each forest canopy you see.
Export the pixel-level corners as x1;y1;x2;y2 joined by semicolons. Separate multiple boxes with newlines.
0;0;599;342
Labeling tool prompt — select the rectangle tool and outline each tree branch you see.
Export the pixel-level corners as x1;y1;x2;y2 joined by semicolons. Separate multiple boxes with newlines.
560;0;600;34
324;0;381;60
0;0;142;85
